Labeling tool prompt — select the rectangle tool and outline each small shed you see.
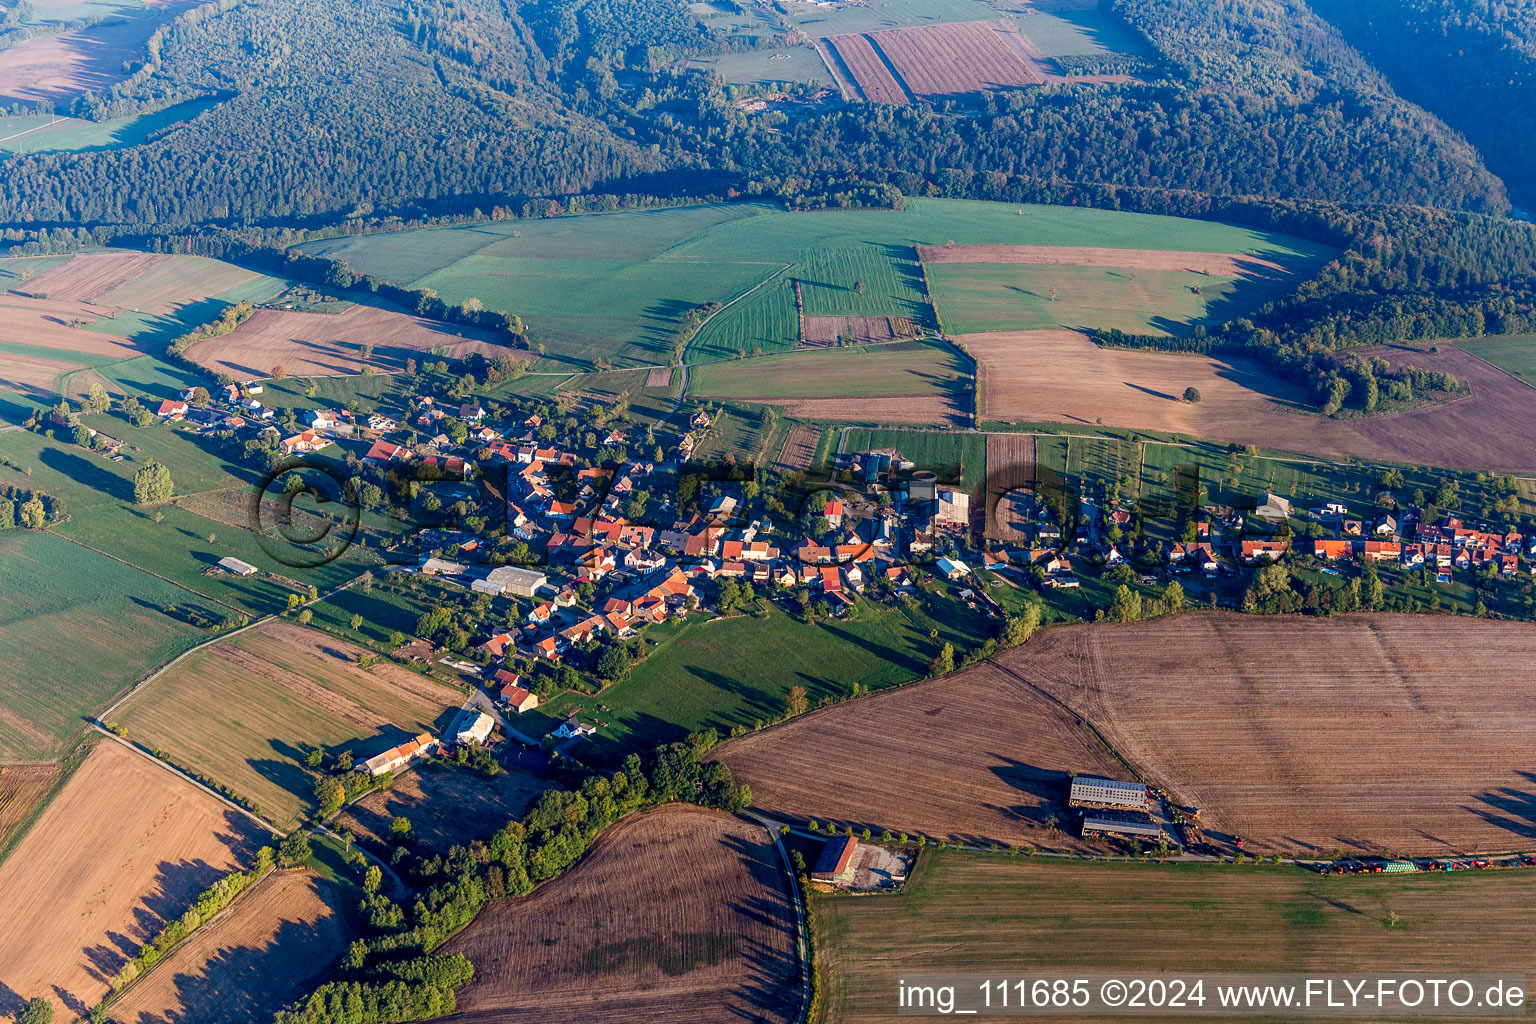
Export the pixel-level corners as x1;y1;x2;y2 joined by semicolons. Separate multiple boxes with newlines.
217;556;259;577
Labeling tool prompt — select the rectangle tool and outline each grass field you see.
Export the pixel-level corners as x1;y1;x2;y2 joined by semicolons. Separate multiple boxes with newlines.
689;340;965;399
816;850;1536;1024
1457;334;1536;383
0;530;213;761
296;200;1325;369
440;804;800;1024
521;596;988;765
114;622;464;828
685;44;834;87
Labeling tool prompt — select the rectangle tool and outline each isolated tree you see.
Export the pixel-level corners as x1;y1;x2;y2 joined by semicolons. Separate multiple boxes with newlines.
271;365;288;379
18;997;52;1024
363;864;383;895
390;815;413;841
133;459;174;504
297;608;312;626
785;685;809;718
854;280;866;294
349;613;364;631
1183;386;1202;403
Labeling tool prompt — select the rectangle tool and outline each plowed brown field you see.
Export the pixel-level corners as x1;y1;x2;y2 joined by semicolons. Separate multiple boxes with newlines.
186;304;531;380
0;742;266;1020
828;33;909;104
718;659;1125;851
0;763;60;855
774;424;822;471
438;804;801;1024
106;871;350;1024
984;432;1036;545
1010;614;1536;855
0;299;137;356
723;613;1536;857
870;20;1044;97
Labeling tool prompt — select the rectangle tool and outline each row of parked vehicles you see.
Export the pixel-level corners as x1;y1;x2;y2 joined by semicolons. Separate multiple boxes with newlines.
1316;855;1536;875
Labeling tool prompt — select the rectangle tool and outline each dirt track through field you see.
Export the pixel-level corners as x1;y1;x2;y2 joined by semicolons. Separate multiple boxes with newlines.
439;804;800;1024
106;871;350;1024
0;742;265;1021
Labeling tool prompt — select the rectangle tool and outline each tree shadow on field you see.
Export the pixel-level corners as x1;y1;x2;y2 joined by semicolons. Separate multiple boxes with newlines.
1122;381;1179;402
0;982;24;1020
39;445;134;503
987;756;1073;827
716;830;803;1022
140;898;346;1024
1467;771;1536;842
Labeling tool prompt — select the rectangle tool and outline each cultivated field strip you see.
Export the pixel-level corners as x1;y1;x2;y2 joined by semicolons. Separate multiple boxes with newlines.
440;805;801;1024
870;20;1045;97
918;243;1290;278
1012;614;1536;855
827;33;910;105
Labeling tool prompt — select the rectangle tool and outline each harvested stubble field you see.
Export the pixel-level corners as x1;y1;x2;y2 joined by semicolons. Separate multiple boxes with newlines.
983;432;1037;544
828;33;910;104
774;424;822;471
185;304;530;380
919;243;1292;278
869;20;1045;96
972;332;1536;472
718;657;1126;851
0;349;87;395
1011;613;1536;855
115;621;461;828
106;870;351;1024
336;763;550;857
817;850;1536;1024
439;804;800;1024
0;742;267;1021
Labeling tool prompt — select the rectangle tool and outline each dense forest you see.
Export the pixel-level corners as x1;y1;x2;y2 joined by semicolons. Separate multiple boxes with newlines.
1309;0;1536;212
0;0;1516;233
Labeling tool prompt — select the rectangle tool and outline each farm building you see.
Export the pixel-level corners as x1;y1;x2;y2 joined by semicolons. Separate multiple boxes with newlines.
935;556;970;580
1068;775;1150;812
357;733;438;778
812;836;860;884
934;486;970;524
421;558;468;576
471;565;547;598
453;710;495;746
1255;493;1294;520
217;556;259;577
1080;810;1164;841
